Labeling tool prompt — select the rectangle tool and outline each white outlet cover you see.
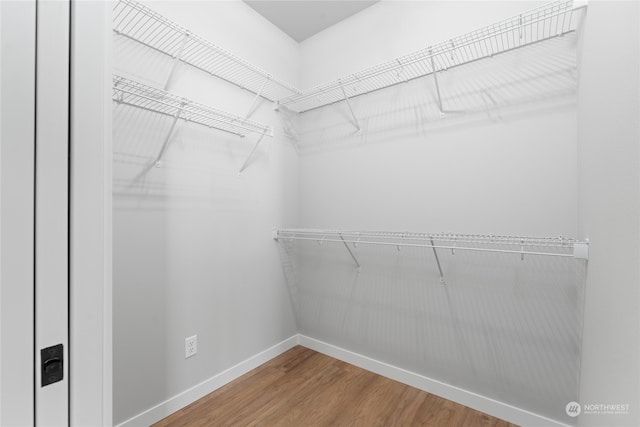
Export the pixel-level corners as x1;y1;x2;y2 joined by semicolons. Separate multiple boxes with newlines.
185;335;197;358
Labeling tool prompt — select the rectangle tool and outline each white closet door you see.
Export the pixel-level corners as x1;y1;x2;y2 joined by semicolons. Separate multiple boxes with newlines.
0;1;36;425
35;0;70;424
2;0;71;424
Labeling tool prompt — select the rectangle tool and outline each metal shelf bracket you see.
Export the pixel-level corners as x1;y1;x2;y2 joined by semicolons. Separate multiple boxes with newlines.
339;81;362;132
339;233;361;272
155;105;184;167
245;76;270;119
238;133;266;174
430;237;445;284
430;52;446;118
164;31;191;90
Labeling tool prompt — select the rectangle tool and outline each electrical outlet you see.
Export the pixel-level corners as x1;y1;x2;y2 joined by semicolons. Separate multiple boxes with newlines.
185;335;197;359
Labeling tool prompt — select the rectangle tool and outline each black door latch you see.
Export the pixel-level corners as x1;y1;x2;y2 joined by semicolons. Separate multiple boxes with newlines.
41;344;63;386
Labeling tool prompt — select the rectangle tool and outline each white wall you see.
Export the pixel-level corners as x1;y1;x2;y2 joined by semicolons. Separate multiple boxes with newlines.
112;1;298;424
289;1;585;424
577;2;640;426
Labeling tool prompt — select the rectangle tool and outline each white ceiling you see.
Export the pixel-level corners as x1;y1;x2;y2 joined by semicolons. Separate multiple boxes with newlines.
244;1;379;42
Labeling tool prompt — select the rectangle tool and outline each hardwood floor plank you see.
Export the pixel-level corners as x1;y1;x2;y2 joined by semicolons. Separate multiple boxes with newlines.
152;346;519;427
265;362;376;427
385;385;429;426
228;353;341;426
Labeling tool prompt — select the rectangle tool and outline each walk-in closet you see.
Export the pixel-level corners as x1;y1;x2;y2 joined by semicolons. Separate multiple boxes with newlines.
1;0;638;426
108;1;639;425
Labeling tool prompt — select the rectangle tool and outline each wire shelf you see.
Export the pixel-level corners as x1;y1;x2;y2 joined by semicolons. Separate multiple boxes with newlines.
113;75;274;138
274;228;589;260
278;0;582;113
113;0;300;101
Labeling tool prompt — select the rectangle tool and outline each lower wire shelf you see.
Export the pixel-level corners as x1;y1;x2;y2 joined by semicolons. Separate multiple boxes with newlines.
273;228;589;260
113;75;274;138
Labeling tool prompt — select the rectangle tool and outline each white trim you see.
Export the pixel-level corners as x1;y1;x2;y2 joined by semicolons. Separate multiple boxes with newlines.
102;1;114;424
35;1;71;422
69;1;112;425
297;335;570;427
116;335;299;427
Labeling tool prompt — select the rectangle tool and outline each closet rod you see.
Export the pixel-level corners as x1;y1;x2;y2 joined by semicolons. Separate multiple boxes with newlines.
273;229;589;260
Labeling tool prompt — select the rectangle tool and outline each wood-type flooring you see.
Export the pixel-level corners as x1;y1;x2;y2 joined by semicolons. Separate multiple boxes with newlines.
153;346;518;427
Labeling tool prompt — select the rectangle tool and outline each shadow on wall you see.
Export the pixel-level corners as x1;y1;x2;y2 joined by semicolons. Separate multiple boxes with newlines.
276;238;587;425
291;33;579;154
112;99;277;214
112;102;264;204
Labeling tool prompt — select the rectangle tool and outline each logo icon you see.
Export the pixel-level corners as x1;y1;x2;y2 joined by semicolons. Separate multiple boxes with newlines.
566;401;581;417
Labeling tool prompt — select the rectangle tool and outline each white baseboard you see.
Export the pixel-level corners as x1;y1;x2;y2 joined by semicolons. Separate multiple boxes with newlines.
116;335;299;427
118;334;568;427
297;335;570;427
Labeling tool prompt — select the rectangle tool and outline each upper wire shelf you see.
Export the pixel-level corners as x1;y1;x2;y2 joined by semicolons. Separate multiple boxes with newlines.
112;0;301;101
278;0;583;113
274;228;589;260
113;75;274;138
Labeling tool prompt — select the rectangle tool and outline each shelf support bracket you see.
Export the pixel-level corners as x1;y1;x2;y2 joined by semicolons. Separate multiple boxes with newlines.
396;59;408;82
339;233;361;271
245;76;269;119
238;132;266;174
573;241;589;260
164;31;191;91
518;15;523;40
155;106;184;167
430;237;445;284
113;80;124;104
430;52;446;118
340;82;361;132
113;87;124;104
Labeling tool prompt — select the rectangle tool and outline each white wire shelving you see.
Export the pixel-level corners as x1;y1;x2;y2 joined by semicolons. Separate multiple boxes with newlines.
274;228;589;280
113;75;273;137
277;0;585;116
113;75;273;170
112;0;300;101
